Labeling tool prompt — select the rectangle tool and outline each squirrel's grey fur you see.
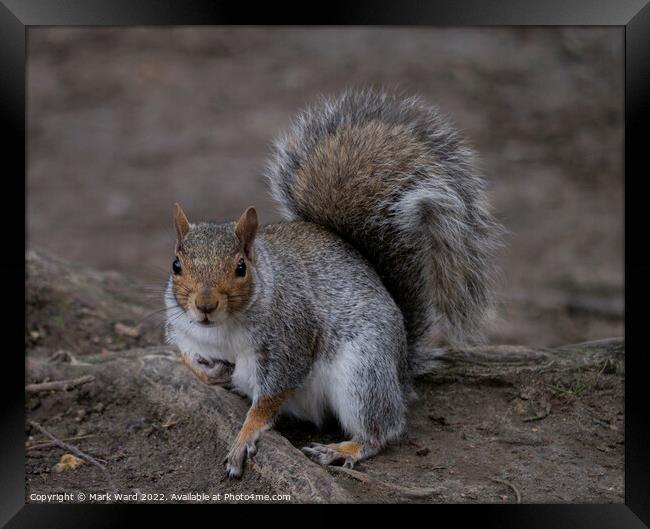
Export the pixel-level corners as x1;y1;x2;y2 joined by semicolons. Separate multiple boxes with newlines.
164;89;502;477
267;89;503;365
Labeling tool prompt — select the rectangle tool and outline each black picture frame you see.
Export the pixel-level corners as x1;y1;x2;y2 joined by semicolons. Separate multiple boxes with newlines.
4;1;648;526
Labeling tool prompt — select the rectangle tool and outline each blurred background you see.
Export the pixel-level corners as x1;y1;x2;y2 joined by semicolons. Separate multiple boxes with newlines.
27;27;624;347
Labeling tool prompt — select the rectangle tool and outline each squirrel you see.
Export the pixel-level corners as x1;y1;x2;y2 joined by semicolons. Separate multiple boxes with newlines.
164;89;502;478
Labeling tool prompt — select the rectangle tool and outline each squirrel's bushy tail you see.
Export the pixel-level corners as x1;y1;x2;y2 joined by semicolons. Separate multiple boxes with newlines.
266;89;503;369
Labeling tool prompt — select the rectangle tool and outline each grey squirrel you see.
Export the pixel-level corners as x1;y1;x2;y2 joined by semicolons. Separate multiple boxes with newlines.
164;89;502;478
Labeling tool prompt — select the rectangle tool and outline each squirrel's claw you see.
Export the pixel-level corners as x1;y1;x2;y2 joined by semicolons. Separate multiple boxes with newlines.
224;437;258;478
225;466;242;479
182;352;234;386
301;443;352;467
224;448;245;479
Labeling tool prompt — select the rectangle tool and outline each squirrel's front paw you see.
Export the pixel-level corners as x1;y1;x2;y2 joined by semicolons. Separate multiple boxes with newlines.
224;439;257;479
181;352;234;386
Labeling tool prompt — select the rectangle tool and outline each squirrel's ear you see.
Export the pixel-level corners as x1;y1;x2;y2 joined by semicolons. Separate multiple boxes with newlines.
174;203;190;250
235;206;258;259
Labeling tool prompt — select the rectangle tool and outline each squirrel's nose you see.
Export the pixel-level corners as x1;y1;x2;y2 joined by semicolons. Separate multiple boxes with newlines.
195;300;218;314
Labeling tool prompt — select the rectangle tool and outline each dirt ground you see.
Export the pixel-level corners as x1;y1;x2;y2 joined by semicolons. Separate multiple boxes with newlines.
25;251;623;503
25;28;624;503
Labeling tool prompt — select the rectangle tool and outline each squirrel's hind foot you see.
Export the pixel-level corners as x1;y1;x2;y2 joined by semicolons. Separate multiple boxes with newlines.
301;440;379;469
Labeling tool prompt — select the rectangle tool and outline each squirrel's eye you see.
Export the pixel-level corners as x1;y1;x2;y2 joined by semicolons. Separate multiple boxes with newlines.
172;257;182;275
235;258;246;277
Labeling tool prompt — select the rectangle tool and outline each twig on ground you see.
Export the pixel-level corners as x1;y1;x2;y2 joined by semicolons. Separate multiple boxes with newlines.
521;402;552;422
26;375;95;394
492;478;522;504
26;434;96;451
328;466;440;499
28;421;117;494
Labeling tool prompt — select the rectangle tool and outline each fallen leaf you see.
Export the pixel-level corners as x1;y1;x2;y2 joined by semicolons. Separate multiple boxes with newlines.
114;322;140;338
161;414;178;429
53;453;85;472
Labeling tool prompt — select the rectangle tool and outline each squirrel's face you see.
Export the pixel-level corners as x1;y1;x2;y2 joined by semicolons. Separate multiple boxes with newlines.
170;204;258;325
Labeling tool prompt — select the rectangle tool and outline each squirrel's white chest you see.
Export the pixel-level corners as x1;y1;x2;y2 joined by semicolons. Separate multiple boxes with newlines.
165;289;258;398
170;318;254;362
171;319;258;398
